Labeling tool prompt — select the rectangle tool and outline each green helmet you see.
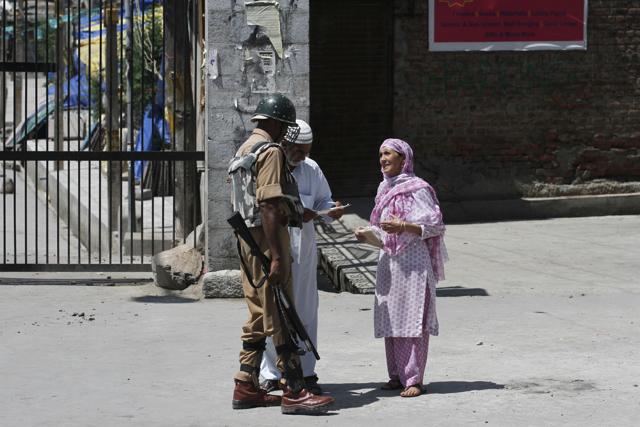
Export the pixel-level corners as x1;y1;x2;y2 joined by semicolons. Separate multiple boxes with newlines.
251;93;298;126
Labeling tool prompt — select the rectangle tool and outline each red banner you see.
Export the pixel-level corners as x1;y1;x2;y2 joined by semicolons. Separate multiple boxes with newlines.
430;0;587;51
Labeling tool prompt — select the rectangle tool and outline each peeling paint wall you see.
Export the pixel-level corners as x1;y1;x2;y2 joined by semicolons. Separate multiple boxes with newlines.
205;0;309;271
394;0;640;201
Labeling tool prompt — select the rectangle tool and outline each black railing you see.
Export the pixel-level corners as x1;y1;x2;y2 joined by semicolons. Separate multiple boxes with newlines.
1;0;204;271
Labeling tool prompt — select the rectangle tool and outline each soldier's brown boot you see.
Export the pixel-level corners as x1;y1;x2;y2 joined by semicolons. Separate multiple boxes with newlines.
232;380;281;410
281;387;334;415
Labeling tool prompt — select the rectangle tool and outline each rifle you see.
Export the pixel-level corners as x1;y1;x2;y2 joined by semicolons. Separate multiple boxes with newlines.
227;211;320;361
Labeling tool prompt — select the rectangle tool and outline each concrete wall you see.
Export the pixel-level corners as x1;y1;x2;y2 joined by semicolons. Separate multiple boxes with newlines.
205;0;310;271
393;0;640;201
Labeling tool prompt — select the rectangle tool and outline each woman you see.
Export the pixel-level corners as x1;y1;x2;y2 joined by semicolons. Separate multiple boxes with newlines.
355;138;447;398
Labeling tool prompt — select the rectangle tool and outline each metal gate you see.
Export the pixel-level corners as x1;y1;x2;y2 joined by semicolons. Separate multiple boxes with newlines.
1;0;204;271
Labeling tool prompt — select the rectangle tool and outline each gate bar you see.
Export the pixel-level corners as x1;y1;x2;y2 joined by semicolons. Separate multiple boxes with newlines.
0;264;152;272
0;152;205;161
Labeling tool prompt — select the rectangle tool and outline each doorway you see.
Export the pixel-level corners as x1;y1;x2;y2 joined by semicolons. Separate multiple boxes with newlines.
310;0;394;197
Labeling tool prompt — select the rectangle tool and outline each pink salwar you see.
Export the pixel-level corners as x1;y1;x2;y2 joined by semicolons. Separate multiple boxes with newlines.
384;292;431;387
385;335;430;388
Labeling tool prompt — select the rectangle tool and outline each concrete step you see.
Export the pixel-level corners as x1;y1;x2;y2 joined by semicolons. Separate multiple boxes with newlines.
23;139;177;259
120;231;177;256
315;214;377;294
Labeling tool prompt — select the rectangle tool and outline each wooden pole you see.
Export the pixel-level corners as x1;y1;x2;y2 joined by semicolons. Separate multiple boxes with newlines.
13;3;24;128
54;0;64;170
105;7;121;242
164;0;197;239
125;0;136;233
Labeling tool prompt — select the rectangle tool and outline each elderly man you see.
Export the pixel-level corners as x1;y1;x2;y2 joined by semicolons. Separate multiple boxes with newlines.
260;119;344;395
228;96;334;414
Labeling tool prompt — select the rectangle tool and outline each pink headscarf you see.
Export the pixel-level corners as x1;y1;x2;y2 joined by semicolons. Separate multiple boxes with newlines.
370;138;446;281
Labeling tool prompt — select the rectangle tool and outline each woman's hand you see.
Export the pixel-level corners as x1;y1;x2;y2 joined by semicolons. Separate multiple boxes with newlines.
381;218;423;236
354;228;366;242
380;218;405;234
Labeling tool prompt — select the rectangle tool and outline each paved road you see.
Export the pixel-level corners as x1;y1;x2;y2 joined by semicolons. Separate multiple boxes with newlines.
1;215;639;426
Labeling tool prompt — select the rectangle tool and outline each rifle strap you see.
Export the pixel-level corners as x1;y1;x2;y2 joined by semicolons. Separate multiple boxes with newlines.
235;234;268;289
275;343;298;355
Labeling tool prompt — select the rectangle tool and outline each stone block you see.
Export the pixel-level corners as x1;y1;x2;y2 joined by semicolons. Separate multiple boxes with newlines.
207;140;239;171
281;11;309;44
288;78;310;106
213;44;245;77
208;184;232;203
206;86;246;108
207;10;246;43
208;255;238;272
208;227;238;259
207;0;243;12
203;270;243;298
207;200;234;227
282;44;310;75
290;0;310;12
152;244;204;291
207;161;231;181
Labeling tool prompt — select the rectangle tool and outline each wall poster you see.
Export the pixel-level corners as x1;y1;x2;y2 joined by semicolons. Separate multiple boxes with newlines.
429;0;588;51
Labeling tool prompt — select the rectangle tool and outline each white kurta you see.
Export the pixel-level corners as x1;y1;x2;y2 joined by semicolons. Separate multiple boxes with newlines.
261;157;334;379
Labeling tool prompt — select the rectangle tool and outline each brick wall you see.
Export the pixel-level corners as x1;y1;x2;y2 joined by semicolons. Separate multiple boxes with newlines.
394;0;640;201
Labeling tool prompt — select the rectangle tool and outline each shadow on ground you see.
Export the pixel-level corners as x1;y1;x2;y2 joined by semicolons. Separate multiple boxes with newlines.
131;295;199;304
321;382;389;410
436;286;489;297
425;381;505;394
321;381;505;410
0;278;152;286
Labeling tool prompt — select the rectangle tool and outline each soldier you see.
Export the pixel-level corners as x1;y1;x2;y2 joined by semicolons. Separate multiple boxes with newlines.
228;94;334;414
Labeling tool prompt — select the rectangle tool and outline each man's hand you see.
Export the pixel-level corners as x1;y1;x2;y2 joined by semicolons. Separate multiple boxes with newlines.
268;258;283;286
327;201;345;220
303;208;317;223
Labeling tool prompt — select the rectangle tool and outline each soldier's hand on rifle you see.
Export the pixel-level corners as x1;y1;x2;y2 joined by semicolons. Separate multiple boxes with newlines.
269;257;284;286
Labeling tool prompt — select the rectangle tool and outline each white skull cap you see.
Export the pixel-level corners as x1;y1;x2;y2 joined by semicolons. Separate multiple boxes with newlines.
294;119;313;144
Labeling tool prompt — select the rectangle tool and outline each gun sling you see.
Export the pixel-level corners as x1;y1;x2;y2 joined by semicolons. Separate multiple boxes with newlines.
228;211;320;361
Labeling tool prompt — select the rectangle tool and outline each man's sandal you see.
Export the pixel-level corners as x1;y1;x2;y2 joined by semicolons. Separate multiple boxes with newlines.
400;384;423;398
381;379;402;390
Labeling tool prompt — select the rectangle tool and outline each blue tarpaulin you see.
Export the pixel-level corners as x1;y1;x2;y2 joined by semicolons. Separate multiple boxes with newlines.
133;61;170;182
46;52;93;109
133;102;171;182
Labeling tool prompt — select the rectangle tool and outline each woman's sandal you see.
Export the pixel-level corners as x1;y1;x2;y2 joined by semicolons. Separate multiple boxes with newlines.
400;384;423;398
381;379;403;390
